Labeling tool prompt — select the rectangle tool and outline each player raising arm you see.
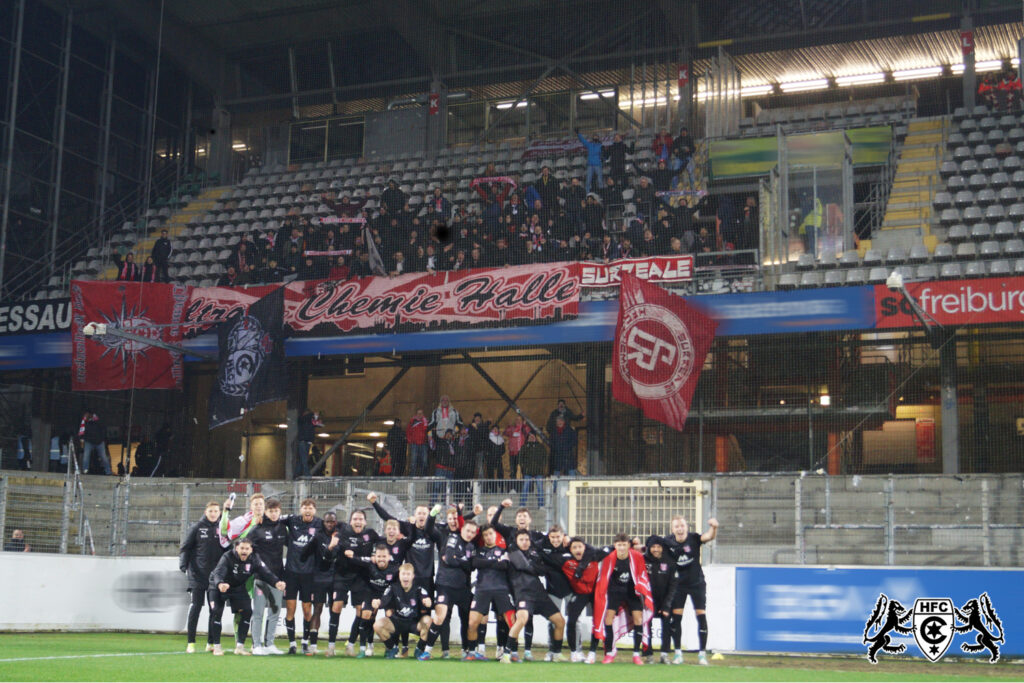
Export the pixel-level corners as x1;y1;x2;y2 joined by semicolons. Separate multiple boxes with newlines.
417;519;478;660
661;516;719;665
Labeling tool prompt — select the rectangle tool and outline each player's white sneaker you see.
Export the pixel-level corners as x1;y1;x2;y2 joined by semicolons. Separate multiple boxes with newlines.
585;651;596;664
672;652;683;665
265;644;284;655
659;652;670;664
345;643;355;656
552;652;569;662
185;643;195;654
698;652;709;666
308;644;317;655
233;644;251;655
523;649;533;661
499;652;512;663
211;645;224;656
251;646;265;656
205;644;214;653
325;644;335;658
570;651;584;662
544;652;554;662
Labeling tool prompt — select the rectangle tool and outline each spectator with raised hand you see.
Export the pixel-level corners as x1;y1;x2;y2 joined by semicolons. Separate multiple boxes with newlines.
114;251;139;282
576;129;606;194
549;416;578;477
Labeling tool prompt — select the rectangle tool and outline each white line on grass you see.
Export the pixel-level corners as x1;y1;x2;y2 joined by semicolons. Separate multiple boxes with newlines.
0;651;185;663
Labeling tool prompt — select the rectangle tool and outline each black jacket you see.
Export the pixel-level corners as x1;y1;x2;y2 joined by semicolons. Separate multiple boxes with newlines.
508;546;549;603
82;419;106;445
472;544;511;592
209;548;279;590
248;518;288;578
436;532;474;589
538;536;574;598
282;514;323;575
330;524;381;580
646;554;678;610
152;237;172;265
604;140;635;176
179;517;225;586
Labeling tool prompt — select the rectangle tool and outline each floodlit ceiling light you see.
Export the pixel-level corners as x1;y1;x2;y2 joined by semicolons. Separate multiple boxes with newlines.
579;89;615;100
383;420;395;426
779;78;829;93
835;73;886;86
376;441;385;448
317;432;330;438
369;432;381;437
975;60;1005;73
892;66;942;81
740;84;774;97
277;423;288;429
819;394;831;406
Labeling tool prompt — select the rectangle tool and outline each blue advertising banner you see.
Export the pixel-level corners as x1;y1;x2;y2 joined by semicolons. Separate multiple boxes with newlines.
735;566;1022;657
0;286;879;369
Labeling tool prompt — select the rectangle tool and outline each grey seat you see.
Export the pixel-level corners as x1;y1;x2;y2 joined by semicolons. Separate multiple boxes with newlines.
940;208;962;225
1005;238;1024;256
933;242;954;260
989;259;1011;276
867;267;889;284
824;270;846;286
916;264;939;280
940;262;963;278
908;244;930;262
979;240;1002;257
976;188;997;206
955;242;978;259
838;250;860;267
947;224;970;242
885;247;908;264
777;273;800;290
933;191;953;209
994;221;1017;239
964;260;986;277
799;271;824;288
862;249;883;266
991;171;1011;189
984;205;1006;222
962;206;984;224
796;253;816;270
844;268;867;285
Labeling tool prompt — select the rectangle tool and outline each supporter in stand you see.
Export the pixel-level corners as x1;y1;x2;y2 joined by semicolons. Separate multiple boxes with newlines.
576;129;606;193
652;129;673;163
604;132;635;186
114;251;139;281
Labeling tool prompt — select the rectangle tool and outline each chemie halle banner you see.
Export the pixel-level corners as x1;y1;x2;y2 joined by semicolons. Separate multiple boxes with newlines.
875;277;1024;328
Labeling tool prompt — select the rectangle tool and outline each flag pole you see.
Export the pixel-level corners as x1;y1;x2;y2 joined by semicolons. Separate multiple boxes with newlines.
82;323;219;361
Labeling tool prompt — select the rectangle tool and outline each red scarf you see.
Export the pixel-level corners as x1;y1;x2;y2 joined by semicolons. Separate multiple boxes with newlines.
592;549;654;645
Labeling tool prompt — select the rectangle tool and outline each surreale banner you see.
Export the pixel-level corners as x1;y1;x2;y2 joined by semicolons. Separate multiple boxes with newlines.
875;277;1024;329
71;281;190;391
580;256;694;288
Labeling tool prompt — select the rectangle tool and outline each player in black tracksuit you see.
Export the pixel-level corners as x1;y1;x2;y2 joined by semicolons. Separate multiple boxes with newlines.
325;509;380;656
661;515;719;664
466;524;515;660
348;543;401;657
302;511;338;654
644;535;678;662
544;538;611;662
207;539;285;655
375;563;433;658
179;501;227;652
505;530;567;661
489;501;546;657
281;499;323;654
417;518;479;660
430;502;481;655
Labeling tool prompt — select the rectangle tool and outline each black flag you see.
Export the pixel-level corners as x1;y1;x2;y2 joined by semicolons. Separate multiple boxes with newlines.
208;287;287;429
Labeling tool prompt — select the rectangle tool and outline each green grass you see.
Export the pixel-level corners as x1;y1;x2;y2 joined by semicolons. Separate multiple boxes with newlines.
0;633;1018;682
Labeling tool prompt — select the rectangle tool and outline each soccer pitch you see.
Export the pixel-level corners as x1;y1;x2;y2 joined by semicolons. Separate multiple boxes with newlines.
0;634;1017;682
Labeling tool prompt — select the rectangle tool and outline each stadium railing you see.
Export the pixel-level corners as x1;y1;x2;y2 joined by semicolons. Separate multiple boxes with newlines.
1;471;1021;567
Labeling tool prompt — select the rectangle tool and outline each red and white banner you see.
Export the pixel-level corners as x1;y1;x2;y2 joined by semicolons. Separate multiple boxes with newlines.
581;256;694;288
612;273;718;431
70;281;190;391
521;134;616;160
875;277;1024;329
960;30;974;56
428;93;440;116
303;249;353;257
287;262;580;333
184;262;581;337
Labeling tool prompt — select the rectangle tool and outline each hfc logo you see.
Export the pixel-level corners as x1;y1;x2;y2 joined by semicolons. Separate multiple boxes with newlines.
863;593;1004;663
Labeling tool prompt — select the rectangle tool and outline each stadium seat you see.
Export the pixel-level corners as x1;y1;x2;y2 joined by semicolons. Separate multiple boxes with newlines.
844;268;867;285
824;270;845;286
939;262;963;278
838;250;860;267
796;253;815;270
964;260;986;277
862;249;883;266
979;240;1002;258
867;267;889;284
907;244;930;263
989;259;1011;276
799;272;824;288
994;221;1016;239
955;242;978;259
777;273;799;290
1005;238;1024;256
885;247;907;264
916;264;939;280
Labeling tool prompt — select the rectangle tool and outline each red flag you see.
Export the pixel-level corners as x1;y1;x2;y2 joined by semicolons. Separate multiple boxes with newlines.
677;64;690;89
612;273;718;431
70;281;190;391
428;92;440;115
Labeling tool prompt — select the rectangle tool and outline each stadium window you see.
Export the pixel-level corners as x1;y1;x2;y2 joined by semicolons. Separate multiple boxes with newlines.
289;121;327;164
326;118;364;160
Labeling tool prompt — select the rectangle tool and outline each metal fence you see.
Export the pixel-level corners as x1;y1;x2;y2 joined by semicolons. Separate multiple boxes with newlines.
1;471;1022;568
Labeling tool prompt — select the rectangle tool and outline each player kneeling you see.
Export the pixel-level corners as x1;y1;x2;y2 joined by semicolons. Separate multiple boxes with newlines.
208;538;286;656
374;563;433;659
